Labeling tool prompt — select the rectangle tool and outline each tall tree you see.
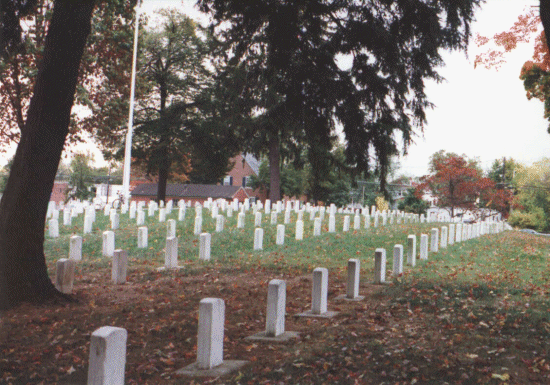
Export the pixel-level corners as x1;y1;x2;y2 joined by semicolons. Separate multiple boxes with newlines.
199;0;482;201
0;0;96;310
66;152;95;201
105;9;237;201
0;0;137;149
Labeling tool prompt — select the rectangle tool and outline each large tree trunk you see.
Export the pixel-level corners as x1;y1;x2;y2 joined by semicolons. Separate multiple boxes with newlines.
268;134;281;201
541;0;550;53
0;0;95;311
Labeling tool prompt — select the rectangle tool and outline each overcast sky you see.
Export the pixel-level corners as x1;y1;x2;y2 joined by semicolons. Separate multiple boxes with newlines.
71;0;550;177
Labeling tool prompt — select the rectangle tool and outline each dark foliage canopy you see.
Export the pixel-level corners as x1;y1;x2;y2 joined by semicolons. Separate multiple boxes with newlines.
198;0;482;195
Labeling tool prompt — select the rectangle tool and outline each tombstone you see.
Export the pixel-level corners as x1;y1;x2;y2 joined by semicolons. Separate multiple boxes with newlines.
253;228;264;250
211;204;218;219
199;233;212;261
455;223;463;242
165;236;178;269
420;234;428;260
246;279;299;343
295;220;304;240
255;212;262;227
166;219;176;238
63;208;71;226
374;249;387;284
87;326;127;385
55;258;76;294
297;211;303;221
157;208;165;223
195;204;203;218
264;199;271;214
270;211;277;225
102;231;115;258
393;244;404;276
343;216;350;232
49;218;59;238
84;214;93;234
364;214;371;229
265;280;288;337
69;235;82;261
313;218;322;236
353;214;360;230
178;206;186;221
373;214;379;228
111;213;120;230
112;249;128;284
328;214;336;233
344;259;363;300
283;209;290;225
137;226;148;248
129;202;137;219
237;212;245;229
276;224;285;245
215;215;225;233
440;226;448;248
194;215;203;236
430;228;439;252
448;223;455;245
175;298;246;376
297;267;338;317
148;204;155;217
135;209;145;225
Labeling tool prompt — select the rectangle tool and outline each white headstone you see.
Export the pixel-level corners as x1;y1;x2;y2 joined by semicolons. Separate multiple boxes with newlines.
420;234;428;260
237;212;245;228
393;244;404;276
255;212;262;227
87;326;127;385
111;213;119;230
328;214;336;233
312;267;328;314
364;214;371;229
166;219;176;238
102;231;115;258
253;228;264;250
194;215;203;236
49;218;59;238
84;214;93;234
284;209;291;224
430;228;439;252
63;208;71;226
448;223;455;245
199;233;212;261
407;235;416;266
197;298;225;370
353;214;360;230
440;226;448;248
276;224;285;245
455;223;463;242
69;235;82;261
136;209;145;225
215;215;224;233
178;206;186;221
112;249;128;284
55;258;75;294
313;218;321;236
346;259;361;299
266;280;286;337
343;216;350;232
295;220;304;240
374;249;387;284
137;226;148;248
165;236;178;269
270;211;277;225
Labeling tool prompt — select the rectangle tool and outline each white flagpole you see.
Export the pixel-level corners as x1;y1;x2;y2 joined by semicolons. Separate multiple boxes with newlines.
122;0;142;203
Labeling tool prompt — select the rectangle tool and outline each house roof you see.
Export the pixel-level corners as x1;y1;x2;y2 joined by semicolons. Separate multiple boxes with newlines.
131;183;247;199
243;153;260;175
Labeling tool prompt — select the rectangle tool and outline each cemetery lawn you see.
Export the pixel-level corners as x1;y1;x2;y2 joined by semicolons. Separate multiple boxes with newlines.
1;213;550;384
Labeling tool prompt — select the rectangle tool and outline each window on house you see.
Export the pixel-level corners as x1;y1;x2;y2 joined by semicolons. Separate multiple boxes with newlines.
223;176;233;186
242;176;248;187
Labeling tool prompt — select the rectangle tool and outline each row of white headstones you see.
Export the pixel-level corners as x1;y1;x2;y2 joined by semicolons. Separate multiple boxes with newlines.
58;201;505;383
52;197;438;293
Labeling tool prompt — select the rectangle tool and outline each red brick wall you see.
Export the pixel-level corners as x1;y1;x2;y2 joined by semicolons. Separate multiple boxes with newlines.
226;154;256;187
50;182;68;203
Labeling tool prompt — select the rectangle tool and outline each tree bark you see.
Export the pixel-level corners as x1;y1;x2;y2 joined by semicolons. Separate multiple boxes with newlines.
0;0;95;311
541;0;550;54
268;134;281;201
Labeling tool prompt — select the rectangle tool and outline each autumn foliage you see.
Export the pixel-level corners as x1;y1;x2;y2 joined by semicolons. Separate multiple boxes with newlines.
416;153;513;219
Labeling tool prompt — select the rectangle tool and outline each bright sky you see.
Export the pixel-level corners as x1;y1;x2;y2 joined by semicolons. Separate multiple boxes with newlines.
59;0;550;176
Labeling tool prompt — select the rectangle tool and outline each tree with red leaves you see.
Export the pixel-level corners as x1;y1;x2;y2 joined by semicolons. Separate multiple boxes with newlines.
416;151;513;221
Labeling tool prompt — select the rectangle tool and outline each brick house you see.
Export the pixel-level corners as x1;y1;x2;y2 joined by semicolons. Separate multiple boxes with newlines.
130;183;250;204
50;181;68;203
222;153;268;202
